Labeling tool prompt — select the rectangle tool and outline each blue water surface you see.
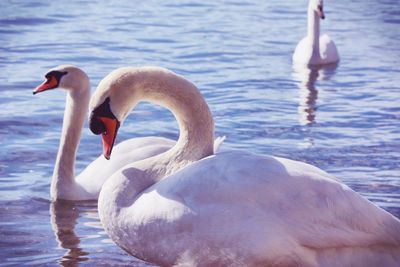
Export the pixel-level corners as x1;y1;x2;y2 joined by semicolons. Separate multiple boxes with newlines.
0;0;399;266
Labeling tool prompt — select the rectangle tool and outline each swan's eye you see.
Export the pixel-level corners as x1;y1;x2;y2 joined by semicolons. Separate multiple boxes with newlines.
45;71;68;85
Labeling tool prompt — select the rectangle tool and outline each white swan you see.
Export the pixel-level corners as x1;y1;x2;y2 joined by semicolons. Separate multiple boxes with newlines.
88;66;400;266
293;0;340;65
33;65;175;201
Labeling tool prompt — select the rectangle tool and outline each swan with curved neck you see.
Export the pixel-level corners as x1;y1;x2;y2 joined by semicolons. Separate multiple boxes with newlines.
33;65;175;201
89;66;400;266
293;0;339;65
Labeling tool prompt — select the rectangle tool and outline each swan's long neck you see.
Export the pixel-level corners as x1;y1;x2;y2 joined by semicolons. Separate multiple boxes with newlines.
99;68;214;207
139;70;215;176
307;4;321;59
51;86;90;200
97;68;214;246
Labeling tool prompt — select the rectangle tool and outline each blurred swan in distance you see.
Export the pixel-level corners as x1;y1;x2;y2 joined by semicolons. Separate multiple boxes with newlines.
293;0;340;65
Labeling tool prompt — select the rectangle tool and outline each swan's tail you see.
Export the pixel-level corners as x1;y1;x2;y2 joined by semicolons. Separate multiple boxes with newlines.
213;136;226;153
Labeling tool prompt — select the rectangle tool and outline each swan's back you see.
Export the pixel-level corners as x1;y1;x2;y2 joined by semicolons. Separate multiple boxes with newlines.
293;35;339;65
117;150;400;266
319;34;340;64
292;37;314;65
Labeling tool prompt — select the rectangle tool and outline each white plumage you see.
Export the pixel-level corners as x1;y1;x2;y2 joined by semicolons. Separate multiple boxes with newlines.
293;0;340;65
34;65;174;201
88;66;400;266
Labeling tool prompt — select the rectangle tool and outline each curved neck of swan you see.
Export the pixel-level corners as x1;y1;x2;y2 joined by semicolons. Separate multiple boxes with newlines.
51;86;90;200
101;69;215;209
307;4;320;58
97;69;215;242
139;71;215;175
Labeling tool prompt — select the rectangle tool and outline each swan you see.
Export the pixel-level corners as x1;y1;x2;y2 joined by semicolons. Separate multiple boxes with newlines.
33;65;175;201
88;66;400;266
293;0;340;65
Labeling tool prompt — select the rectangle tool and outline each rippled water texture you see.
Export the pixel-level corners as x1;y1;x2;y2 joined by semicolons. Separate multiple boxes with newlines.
1;0;399;265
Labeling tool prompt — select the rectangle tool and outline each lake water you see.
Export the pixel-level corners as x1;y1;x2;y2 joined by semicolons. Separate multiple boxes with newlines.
1;0;399;266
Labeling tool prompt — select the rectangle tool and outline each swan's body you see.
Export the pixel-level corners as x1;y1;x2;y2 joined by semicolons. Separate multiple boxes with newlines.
34;65;174;201
89;67;400;266
73;137;175;200
293;0;339;65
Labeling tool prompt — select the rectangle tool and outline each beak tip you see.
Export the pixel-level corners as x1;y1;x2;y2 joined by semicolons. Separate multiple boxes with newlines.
99;117;119;162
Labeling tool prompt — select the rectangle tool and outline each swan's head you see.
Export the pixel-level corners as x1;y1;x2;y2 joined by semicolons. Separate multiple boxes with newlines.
33;65;89;95
88;67;142;160
309;0;325;19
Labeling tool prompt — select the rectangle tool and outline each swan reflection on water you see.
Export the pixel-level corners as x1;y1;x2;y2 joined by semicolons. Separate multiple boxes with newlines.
292;63;338;125
50;200;93;266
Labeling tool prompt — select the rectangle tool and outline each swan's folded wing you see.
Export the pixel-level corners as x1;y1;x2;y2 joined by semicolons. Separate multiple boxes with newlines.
125;150;400;265
156;150;400;249
293;37;312;64
319;34;340;62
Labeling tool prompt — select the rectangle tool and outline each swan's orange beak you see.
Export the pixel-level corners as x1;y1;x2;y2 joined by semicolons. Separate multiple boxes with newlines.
98;117;120;160
33;76;58;94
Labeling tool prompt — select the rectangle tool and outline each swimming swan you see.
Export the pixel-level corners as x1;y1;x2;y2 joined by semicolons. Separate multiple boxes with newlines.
34;65;175;201
293;0;340;65
89;66;399;266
